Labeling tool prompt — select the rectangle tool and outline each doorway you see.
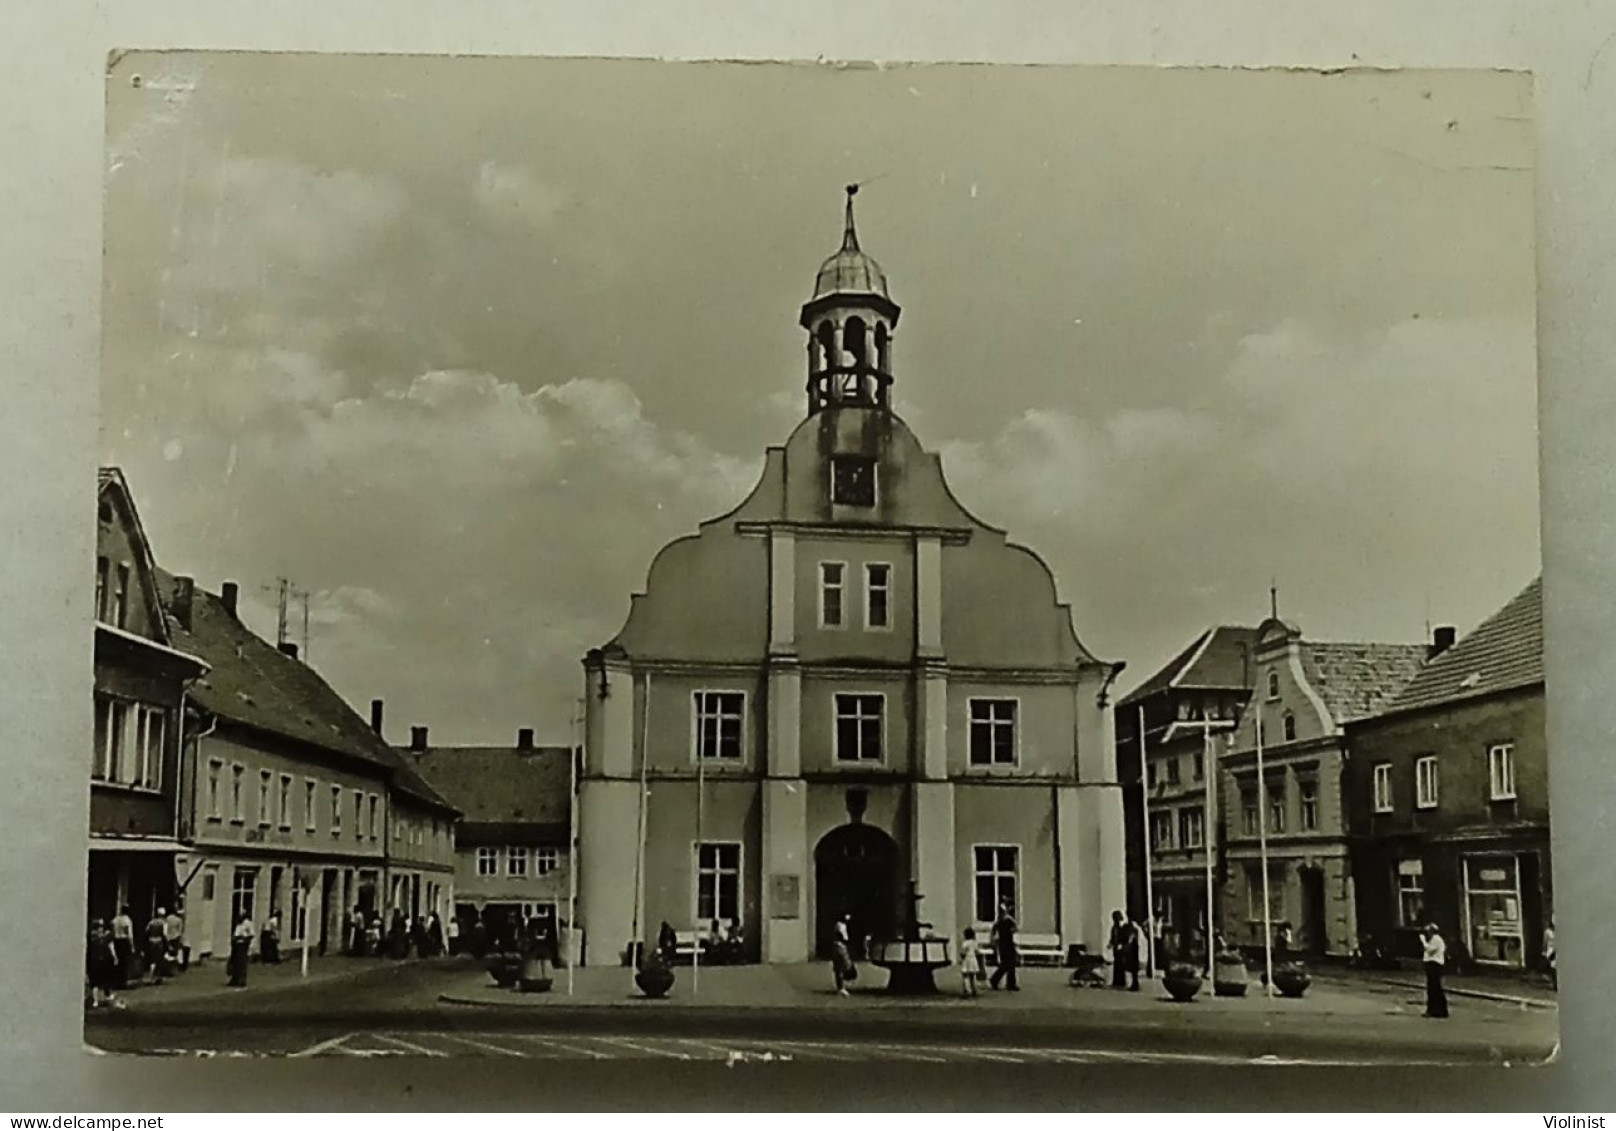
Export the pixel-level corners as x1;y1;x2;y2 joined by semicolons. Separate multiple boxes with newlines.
1300;867;1327;955
814;824;900;959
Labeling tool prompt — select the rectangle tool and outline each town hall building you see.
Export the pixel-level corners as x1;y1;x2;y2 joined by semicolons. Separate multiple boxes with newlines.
575;189;1128;966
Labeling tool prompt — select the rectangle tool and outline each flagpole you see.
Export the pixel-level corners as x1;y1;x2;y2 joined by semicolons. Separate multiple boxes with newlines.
1137;705;1156;979
1256;713;1275;998
567;696;581;998
629;673;652;992
1202;723;1217;978
693;739;705;997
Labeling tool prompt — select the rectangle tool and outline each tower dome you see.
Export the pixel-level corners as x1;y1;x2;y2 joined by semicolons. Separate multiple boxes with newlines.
799;185;902;416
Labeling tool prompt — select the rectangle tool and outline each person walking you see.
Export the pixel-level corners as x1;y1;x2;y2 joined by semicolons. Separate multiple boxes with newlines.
164;905;186;972
1124;916;1143;991
143;908;170;983
831;913;856;996
261;909;282;965
1275;921;1294;964
110;905;135;990
959;927;983;998
1108;910;1132;989
1421;922;1449;1018
1542;915;1556;990
989;901;1021;991
227;913;254;988
86;921;123;1010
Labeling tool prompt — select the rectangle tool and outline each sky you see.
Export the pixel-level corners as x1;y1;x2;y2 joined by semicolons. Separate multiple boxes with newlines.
100;56;1540;745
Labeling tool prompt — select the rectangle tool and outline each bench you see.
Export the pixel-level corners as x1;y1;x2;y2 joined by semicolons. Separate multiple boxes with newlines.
673;929;715;964
1018;933;1065;967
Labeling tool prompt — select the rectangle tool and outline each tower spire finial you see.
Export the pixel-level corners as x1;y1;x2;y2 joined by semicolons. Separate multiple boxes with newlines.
1270;578;1279;620
842;183;860;252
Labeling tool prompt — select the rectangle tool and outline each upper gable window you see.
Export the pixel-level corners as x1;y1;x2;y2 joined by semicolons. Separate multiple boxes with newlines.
830;455;877;508
1266;670;1280;701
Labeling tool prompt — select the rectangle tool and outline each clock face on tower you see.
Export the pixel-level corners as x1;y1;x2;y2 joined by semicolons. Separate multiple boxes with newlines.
830;455;877;508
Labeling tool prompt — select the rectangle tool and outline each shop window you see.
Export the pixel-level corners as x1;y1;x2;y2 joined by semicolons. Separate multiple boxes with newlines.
1395;859;1425;927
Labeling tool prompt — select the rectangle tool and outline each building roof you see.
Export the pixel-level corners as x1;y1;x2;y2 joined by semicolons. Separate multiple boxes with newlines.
1379;576;1543;717
1301;641;1432;724
811;188;890;301
1120;625;1260;707
155;568;459;815
407;745;573;830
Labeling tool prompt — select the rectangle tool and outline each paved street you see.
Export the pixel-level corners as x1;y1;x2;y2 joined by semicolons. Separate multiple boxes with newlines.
84;955;1557;1067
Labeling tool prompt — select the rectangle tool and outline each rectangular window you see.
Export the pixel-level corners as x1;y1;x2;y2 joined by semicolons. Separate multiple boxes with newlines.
1193;751;1204;781
508;845;529;877
1416;756;1439;809
231;867;258;927
1267;781;1287;833
1241;789;1258;836
304;779;317;832
477;847;499;877
1147;760;1158;788
278;774;292;830
695;842;742;923
95;556;109;621
231;764;246;823
819;562;846;628
972;845;1019;923
207;759;223;821
369;794;380;840
91;698;112;780
257;770;272;826
829;455;877;507
140;708;165;790
1165;756;1181;786
113;563;130;629
864;562;891;630
289;869;306;943
1299;779;1319;831
1149;810;1174;851
1488;743;1516;801
1178;805;1205;849
536;847;559;875
353;790;363;837
693;691;745;761
1246;865;1285;922
1396;859;1425;928
331;785;342;835
968;699;1018;766
834;693;884;762
106;701;130;783
1373;763;1393;813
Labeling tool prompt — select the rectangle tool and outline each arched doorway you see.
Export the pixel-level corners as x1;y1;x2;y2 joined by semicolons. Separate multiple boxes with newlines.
814;824;900;959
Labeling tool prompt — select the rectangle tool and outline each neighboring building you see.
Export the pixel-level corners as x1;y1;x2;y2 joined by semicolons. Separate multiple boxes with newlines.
378;715;460;928
576;189;1127;966
1115;625;1257;959
88;470;208;924
1218;616;1429;957
157;572;460;961
408;728;574;949
1345;578;1547;971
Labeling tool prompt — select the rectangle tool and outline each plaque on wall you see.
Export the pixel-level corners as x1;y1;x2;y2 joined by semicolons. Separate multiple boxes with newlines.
771;873;801;919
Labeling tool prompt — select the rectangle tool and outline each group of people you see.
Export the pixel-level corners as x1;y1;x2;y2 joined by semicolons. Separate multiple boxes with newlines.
85;904;188;1009
654;918;745;966
342;907;447;960
956;902;1024;996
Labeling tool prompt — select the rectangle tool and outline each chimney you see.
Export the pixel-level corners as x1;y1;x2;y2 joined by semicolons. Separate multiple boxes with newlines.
172;575;195;632
220;581;239;617
1429;625;1457;659
410;726;428;752
370;699;385;738
517;728;534;750
278;642;299;659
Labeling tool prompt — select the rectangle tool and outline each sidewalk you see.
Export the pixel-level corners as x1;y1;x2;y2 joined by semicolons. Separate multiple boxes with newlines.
92;953;444;1010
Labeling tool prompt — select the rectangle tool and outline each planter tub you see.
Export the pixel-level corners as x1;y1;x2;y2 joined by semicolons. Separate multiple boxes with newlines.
1162;970;1203;1003
635;963;675;999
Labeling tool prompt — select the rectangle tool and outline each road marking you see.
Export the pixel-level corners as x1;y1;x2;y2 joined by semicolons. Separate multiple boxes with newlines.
375;1033;448;1057
869;1044;948;1063
292;1032;364;1058
437;1032;528;1057
770;1040;863;1061
506;1034;611;1059
602;1036;693;1059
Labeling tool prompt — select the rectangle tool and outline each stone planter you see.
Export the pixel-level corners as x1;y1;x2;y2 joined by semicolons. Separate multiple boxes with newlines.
635;960;675;999
1213;952;1249;997
1272;963;1311;998
518;953;553;993
1161;965;1203;1003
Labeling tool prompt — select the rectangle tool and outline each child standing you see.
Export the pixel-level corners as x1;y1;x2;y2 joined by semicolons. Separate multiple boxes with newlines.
960;927;982;998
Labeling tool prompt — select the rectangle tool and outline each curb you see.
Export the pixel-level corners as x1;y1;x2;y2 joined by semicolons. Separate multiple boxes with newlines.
108;957;466;1012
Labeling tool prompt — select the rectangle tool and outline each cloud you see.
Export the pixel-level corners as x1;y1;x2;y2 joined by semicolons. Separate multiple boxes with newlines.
473;161;573;231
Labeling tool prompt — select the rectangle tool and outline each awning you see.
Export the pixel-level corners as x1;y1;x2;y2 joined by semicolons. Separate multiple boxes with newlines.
88;837;187;853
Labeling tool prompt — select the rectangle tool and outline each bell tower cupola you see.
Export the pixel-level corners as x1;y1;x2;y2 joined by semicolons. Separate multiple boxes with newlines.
800;184;902;415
